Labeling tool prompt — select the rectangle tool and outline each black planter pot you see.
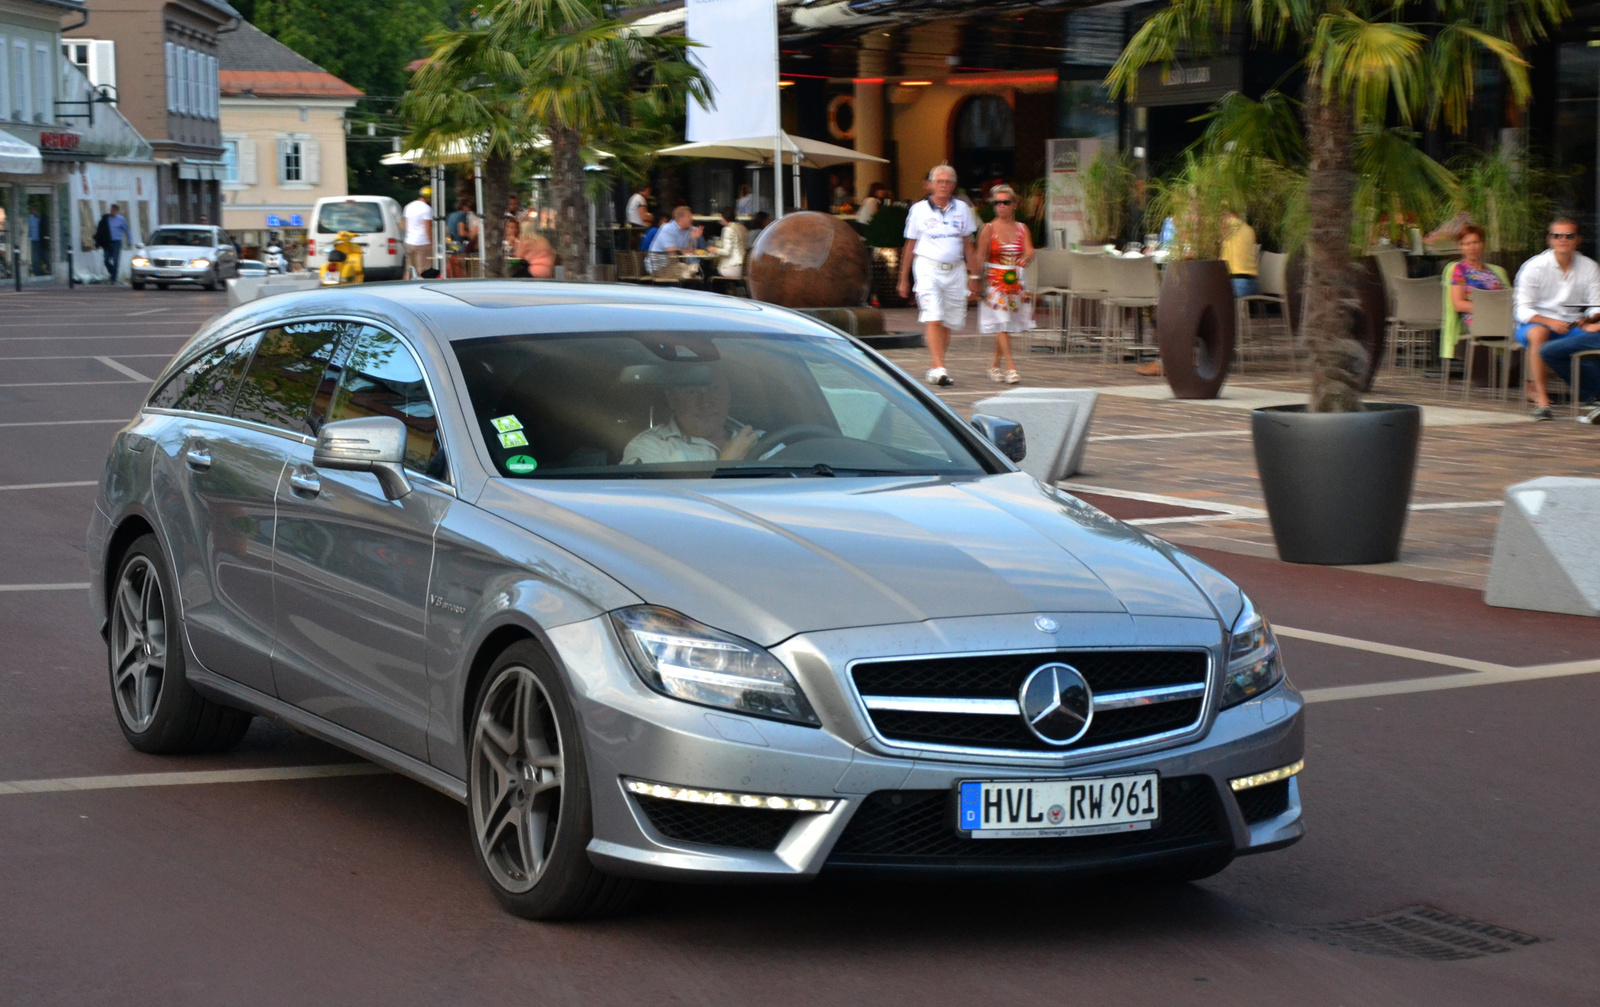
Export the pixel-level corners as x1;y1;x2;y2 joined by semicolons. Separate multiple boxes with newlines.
1157;259;1235;399
1251;403;1421;565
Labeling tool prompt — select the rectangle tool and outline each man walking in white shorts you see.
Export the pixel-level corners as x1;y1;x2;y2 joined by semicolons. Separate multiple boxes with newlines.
897;165;979;386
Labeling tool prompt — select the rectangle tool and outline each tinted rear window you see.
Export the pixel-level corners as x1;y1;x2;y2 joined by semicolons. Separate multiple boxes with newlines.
317;201;386;234
231;321;363;434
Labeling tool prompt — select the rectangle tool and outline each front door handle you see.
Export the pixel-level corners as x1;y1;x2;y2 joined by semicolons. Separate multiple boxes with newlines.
184;445;212;470
288;467;322;497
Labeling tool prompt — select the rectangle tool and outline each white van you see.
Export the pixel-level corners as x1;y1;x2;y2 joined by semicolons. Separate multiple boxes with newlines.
305;195;406;282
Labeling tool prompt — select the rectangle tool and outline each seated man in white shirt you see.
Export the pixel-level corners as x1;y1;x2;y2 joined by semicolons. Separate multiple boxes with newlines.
1513;217;1600;420
622;367;758;465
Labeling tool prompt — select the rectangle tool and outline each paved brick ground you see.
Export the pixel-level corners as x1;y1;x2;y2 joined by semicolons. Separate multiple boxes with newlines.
877;315;1598;591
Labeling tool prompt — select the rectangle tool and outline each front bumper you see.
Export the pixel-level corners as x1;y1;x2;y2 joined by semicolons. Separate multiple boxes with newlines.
547;613;1305;883
131;263;212;284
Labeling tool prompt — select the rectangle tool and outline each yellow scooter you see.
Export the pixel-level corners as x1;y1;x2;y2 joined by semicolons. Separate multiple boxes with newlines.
319;231;365;286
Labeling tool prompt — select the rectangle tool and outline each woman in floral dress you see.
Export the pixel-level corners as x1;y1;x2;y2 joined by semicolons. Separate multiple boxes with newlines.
976;184;1035;384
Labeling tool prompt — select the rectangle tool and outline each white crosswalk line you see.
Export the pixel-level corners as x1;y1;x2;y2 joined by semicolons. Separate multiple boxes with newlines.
95;357;153;382
0;763;390;796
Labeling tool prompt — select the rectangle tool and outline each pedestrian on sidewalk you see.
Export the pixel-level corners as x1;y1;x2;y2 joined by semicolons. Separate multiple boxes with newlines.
897;164;979;386
402;187;434;278
94;204;131;283
975;183;1034;384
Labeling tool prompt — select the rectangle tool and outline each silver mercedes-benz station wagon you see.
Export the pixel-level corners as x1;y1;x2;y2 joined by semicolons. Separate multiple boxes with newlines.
87;282;1304;919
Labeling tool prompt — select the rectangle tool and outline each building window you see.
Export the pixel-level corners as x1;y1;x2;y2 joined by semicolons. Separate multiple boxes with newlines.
221;139;239;183
281;138;302;182
165;42;175;112
0;37;10;122
10;40;26;121
32;45;48;122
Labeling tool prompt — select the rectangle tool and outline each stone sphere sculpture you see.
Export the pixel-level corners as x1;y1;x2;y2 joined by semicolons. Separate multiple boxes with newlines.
746;211;872;308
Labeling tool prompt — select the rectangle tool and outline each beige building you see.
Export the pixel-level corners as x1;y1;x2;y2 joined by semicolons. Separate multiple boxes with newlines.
216;19;357;239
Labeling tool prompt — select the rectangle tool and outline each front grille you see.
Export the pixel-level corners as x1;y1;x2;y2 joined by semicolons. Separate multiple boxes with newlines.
635;795;798;851
827;775;1227;867
852;649;1209;754
153;257;188;268
1235;779;1291;824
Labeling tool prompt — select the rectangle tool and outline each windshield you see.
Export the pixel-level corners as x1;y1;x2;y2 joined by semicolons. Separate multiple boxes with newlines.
149;228;214;247
453;330;991;479
317;201;386;234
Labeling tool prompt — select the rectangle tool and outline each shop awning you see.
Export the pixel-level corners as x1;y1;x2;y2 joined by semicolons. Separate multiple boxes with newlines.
177;159;228;181
0;130;43;174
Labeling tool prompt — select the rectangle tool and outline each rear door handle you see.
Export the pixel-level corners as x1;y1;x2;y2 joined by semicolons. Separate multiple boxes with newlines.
288;467;322;496
184;445;212;470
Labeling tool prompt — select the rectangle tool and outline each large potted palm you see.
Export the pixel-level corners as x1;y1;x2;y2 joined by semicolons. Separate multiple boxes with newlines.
1109;0;1565;565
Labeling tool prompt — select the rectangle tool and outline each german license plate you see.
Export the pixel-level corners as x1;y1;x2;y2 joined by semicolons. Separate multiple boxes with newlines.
159;270;180;277
957;773;1159;838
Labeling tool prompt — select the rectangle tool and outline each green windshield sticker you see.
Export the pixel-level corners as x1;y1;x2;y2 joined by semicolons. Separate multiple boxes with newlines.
497;430;528;449
490;414;524;434
505;454;538;474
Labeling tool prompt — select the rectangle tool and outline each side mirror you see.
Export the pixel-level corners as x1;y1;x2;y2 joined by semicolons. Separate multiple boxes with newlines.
313;416;412;500
970;414;1026;464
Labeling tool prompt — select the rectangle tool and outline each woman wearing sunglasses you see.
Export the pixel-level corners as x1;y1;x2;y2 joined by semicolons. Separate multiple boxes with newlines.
975;184;1035;384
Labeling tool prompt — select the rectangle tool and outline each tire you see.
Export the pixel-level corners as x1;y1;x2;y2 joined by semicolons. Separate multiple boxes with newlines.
203;270;219;291
155;283;168;290
466;641;636;920
107;535;252;754
131;281;145;291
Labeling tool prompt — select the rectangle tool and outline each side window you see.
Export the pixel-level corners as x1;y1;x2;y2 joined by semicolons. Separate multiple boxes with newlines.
231;320;360;434
148;333;258;415
324;326;445;477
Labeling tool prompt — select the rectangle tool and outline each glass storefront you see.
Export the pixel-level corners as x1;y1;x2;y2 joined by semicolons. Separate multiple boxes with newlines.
25;189;51;277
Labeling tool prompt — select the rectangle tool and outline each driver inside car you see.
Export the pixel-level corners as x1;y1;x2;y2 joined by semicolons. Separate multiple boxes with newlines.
621;366;761;465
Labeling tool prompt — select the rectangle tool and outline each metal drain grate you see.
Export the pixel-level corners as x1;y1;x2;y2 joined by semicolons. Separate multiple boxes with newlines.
1295;906;1540;961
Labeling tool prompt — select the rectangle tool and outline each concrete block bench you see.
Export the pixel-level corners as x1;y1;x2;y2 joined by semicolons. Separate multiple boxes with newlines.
972;388;1099;483
1484;476;1600;617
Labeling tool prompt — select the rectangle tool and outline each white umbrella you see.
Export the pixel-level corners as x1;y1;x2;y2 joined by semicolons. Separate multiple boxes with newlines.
657;133;886;169
382;136;613;167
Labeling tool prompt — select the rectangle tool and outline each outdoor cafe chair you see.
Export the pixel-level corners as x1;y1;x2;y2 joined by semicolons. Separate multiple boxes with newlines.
1100;255;1161;365
1453;287;1521;405
1386;275;1444;373
1067;250;1110;353
1372;246;1409;312
1030;250;1073;352
1234;250;1290;371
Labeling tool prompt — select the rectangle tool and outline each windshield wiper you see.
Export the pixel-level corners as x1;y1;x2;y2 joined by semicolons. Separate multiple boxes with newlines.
713;463;834;478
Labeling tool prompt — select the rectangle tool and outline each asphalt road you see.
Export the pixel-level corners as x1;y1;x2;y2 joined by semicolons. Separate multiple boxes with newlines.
3;286;1598;1005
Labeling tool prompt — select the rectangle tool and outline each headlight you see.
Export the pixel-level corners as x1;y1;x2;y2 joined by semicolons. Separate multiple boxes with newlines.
188;258;211;268
130;256;149;267
1221;594;1285;709
610;606;820;726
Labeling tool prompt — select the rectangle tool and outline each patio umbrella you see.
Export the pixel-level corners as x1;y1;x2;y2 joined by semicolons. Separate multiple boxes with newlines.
658;133;887;215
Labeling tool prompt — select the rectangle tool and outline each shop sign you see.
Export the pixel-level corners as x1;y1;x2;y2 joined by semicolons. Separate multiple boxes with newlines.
40;132;81;151
265;214;304;227
1134;57;1242;107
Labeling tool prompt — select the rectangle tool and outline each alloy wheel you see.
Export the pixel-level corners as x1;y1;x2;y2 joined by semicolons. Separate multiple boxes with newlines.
470;666;565;894
110;556;167;733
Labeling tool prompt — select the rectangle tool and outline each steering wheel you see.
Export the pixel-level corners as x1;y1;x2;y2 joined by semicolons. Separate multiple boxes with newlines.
750;424;839;460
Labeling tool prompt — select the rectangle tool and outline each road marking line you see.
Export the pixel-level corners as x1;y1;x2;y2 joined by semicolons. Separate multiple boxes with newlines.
1089;429;1252;442
0;353;170;361
127;308;168;316
1274;625;1510;674
1067;483;1268;518
0;480;96;491
1409;500;1503;511
0;334;189;342
0;763;390;796
1302;660;1600;704
1127;514;1253;527
0;418;127;428
0;379;146;388
95;356;152;382
0;582;90;592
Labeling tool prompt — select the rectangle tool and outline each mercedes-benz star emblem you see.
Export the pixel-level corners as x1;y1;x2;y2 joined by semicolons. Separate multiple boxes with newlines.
1034;615;1059;634
1017;663;1093;746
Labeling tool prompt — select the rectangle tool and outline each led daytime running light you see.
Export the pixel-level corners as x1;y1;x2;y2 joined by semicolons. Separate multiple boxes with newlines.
1229;759;1304;792
625;778;837;813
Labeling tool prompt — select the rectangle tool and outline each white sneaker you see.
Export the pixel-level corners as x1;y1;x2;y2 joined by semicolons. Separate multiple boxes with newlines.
927;367;954;387
1580;404;1600;425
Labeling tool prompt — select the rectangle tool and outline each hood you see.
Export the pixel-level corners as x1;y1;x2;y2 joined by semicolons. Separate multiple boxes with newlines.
476;472;1220;646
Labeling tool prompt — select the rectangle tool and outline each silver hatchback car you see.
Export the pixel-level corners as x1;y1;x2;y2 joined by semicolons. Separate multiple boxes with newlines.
87;282;1304;919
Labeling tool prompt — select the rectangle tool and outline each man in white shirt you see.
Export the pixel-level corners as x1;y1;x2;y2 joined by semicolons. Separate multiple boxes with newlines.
1513;217;1600;419
622;367;758;464
626;184;652;227
402;187;433;278
896;165;979;386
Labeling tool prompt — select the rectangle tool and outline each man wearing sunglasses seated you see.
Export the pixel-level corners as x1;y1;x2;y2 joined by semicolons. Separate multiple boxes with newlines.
1513;218;1600;420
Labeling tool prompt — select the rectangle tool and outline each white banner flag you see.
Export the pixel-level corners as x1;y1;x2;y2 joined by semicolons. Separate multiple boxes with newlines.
685;0;778;142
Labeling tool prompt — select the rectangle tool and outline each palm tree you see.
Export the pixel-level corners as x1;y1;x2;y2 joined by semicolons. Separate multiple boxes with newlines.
1108;0;1567;411
487;0;709;281
402;23;531;278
